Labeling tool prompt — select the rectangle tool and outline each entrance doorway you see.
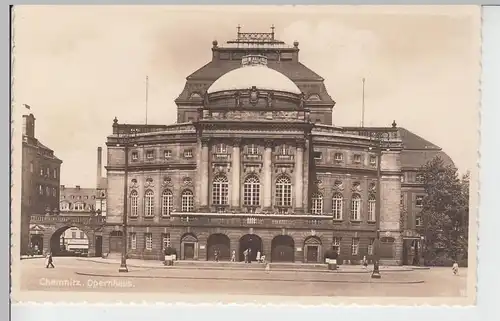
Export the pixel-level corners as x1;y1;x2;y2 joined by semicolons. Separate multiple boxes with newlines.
30;234;43;255
207;233;230;261
181;233;198;260
109;231;123;253
303;236;322;263
271;235;295;262
95;236;103;257
239;234;263;262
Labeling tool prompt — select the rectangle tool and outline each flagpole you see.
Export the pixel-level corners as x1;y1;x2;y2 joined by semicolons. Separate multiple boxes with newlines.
361;77;366;128
145;76;149;125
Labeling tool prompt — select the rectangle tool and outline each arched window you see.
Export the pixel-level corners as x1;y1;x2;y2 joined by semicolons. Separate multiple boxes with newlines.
144;190;155;217
275;176;292;207
368;194;376;221
351;194;361;221
212;175;229;205
130;190;138;217
162;190;173;216
311;193;323;215
332;193;343;220
181;190;194;212
243;176;260;206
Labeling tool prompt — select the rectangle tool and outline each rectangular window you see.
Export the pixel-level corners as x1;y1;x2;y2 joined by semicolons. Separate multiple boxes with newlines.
332;237;341;254
40;168;44;176
79;231;84;239
39;185;43;195
351;238;360;255
164;150;172;158
370;155;377;165
163;233;171;250
72;232;77;239
353;154;362;163
416;216;423;226
183;149;193;158
246;144;259;155
30;162;34;172
313;151;322;160
334;153;343;162
182;192;194;212
332;196;343;220
368;198;376;221
46;167;50;177
130;233;137;250
146;150;154;159
351;197;361;221
145;233;153;250
416;195;424;207
131;152;138;161
368;238;375;255
215;144;227;154
53;168;57;179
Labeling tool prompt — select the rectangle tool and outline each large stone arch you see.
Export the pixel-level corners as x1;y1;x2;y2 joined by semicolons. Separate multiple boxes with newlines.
180;233;199;260
239;234;263;262
271;234;295;262
46;224;95;257
303;236;323;263
206;233;231;261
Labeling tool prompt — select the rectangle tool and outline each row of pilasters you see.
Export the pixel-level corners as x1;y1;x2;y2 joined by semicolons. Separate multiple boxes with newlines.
198;138;305;212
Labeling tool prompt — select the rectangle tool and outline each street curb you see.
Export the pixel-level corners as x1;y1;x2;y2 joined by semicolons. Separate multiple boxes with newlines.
20;256;44;260
77;259;417;273
74;271;425;284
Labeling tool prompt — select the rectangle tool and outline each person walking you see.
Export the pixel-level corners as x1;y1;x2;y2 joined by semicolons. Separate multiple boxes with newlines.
452;261;459;275
231;250;236;262
256;250;261;263
243;249;248;263
45;252;55;268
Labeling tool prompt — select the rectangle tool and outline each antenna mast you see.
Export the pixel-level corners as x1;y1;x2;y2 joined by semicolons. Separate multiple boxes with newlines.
361;77;366;127
145;76;149;125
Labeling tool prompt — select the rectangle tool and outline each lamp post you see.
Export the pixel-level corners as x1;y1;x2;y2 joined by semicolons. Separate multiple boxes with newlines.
115;121;138;273
369;130;392;279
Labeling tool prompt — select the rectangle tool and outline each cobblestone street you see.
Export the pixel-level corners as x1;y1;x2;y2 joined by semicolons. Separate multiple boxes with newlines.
20;257;468;297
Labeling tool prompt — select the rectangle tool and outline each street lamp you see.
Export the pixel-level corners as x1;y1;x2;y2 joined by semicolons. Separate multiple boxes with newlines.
114;118;139;273
368;129;394;279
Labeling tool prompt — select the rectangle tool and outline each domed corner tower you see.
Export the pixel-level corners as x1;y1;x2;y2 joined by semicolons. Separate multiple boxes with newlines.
174;26;336;125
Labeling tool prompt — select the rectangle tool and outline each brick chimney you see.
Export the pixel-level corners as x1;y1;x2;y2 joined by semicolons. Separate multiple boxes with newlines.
22;114;35;138
97;147;102;188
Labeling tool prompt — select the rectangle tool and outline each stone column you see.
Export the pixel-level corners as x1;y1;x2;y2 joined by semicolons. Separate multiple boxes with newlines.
200;138;210;210
231;139;241;210
294;140;304;213
262;140;273;211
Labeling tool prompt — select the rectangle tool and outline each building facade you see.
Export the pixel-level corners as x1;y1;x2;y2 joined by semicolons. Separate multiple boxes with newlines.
103;28;454;265
22;113;62;255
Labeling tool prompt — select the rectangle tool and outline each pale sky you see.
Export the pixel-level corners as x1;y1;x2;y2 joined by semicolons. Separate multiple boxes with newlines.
13;5;481;187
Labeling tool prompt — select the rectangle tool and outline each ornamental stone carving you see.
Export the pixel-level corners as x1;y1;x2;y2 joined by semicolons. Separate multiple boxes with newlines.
369;182;376;192
274;165;293;175
162;176;173;187
266;93;274;108
249;86;259;106
333;180;344;191
129;178;138;189
212;164;230;174
244;164;261;174
182;177;193;186
234;92;242;108
351;182;362;192
144;177;154;188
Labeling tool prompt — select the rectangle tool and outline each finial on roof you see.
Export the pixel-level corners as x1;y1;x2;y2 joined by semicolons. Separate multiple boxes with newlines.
113;117;118;124
212;40;218;47
271;24;275;37
392;120;397;128
237;24;241;34
293;40;299;48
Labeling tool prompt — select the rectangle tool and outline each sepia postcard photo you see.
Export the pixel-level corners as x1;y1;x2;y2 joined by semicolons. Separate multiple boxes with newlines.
10;5;480;305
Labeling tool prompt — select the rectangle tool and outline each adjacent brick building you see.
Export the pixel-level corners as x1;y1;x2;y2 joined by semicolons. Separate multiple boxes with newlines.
21;113;62;255
103;28;454;265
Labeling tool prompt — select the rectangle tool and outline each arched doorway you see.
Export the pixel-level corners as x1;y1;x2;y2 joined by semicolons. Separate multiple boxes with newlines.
50;226;90;256
239;234;263;262
271;235;295;262
303;236;322;263
181;233;198;260
109;230;123;253
206;233;230;261
30;234;43;255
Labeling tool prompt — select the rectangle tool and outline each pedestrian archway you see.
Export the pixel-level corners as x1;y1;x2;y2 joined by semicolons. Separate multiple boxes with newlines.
206;233;230;261
239;234;263;262
50;226;90;256
303;236;322;263
271;235;295;262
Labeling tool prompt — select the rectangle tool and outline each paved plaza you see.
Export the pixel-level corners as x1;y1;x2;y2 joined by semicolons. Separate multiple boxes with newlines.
19;257;468;297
